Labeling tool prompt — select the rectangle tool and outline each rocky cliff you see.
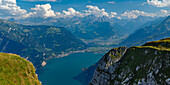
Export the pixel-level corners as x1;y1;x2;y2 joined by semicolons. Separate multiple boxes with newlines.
91;38;170;85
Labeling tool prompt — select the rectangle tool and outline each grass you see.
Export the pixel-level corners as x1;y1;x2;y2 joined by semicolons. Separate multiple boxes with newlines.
134;46;170;51
0;53;41;85
134;37;170;51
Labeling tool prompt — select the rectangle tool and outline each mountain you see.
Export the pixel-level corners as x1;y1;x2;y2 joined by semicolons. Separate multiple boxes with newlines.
120;16;156;34
91;38;170;85
16;15;155;34
138;17;166;29
16;16;127;46
120;15;170;47
14;16;156;46
0;19;86;68
0;53;41;85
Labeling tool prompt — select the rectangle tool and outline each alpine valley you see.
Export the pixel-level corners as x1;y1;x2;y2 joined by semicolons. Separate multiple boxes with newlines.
0;0;170;84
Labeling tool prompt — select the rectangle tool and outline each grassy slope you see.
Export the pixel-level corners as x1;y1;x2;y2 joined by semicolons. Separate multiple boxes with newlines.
0;53;41;85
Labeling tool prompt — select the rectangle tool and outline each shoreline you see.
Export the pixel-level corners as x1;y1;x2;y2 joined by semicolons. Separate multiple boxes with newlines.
41;50;86;67
55;48;109;58
41;48;109;67
55;50;86;58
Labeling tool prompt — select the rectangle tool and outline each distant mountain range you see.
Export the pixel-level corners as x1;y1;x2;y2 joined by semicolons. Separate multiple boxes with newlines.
121;15;170;46
0;19;86;68
12;15;157;46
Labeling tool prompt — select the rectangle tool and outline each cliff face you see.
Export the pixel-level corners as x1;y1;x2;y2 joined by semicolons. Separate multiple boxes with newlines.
91;47;127;85
0;53;41;85
91;38;170;85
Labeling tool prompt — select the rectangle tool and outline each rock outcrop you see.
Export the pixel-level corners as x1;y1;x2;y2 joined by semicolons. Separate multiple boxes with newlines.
91;38;170;85
91;47;127;85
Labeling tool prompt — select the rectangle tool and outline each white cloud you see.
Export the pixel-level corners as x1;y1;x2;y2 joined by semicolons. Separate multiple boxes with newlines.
62;8;83;18
53;5;117;18
108;1;115;4
110;12;117;18
25;5;114;19
141;2;148;6
160;9;168;14
117;16;121;19
0;0;169;20
37;0;59;2
121;9;170;19
54;8;84;18
84;5;118;18
21;0;61;2
26;4;56;18
121;10;156;19
0;0;27;19
84;5;110;17
147;0;170;7
159;9;170;16
55;12;65;18
0;0;117;19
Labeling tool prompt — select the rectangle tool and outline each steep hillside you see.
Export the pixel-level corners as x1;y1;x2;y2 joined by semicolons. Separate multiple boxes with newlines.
121;15;170;46
91;38;170;85
0;53;41;85
0;19;86;68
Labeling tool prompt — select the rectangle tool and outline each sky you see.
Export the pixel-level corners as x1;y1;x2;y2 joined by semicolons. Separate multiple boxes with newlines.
0;0;170;19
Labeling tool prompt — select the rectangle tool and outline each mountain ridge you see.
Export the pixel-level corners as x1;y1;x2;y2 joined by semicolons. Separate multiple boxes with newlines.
91;38;170;85
120;15;170;47
0;19;86;68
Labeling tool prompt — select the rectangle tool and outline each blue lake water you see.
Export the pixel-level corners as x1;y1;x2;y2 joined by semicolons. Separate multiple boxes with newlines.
36;53;104;85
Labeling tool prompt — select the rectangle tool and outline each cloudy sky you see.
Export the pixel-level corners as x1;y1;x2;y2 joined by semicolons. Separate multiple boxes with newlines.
0;0;169;19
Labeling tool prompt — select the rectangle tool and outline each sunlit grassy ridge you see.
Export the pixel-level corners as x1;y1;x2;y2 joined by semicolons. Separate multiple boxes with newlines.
0;53;41;85
134;37;170;51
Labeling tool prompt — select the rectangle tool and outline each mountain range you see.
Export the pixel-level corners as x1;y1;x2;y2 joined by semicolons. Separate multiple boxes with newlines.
121;15;170;47
0;19;86;68
13;15;157;46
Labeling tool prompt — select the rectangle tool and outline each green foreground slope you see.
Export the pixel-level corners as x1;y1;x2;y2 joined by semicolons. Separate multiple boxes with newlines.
0;53;41;85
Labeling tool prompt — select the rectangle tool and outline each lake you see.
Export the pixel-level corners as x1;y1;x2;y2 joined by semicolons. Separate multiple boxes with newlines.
36;52;104;85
